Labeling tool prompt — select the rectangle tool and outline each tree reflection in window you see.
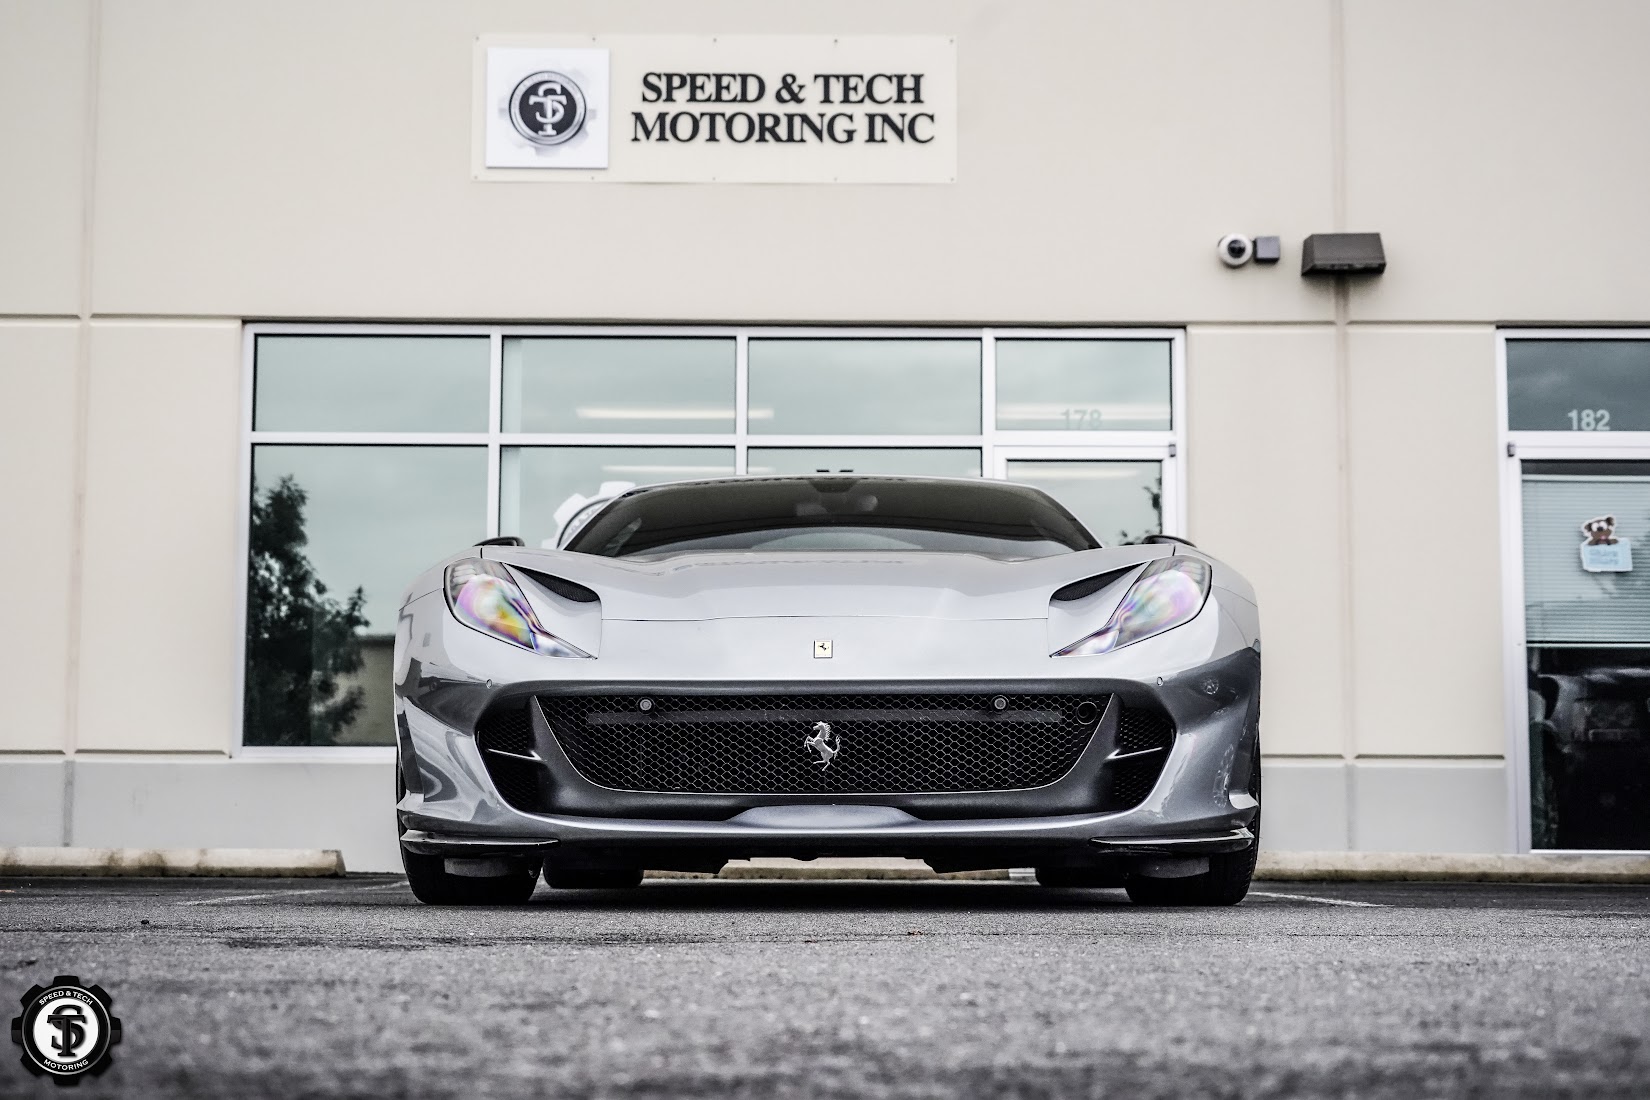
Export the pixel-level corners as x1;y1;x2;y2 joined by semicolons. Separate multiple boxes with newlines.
243;475;368;746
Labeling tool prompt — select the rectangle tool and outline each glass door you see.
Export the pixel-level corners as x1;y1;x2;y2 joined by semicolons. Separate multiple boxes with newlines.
1505;331;1650;850
1521;462;1650;850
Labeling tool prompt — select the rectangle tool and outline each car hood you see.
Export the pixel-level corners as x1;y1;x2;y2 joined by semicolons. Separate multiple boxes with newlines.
482;545;1177;622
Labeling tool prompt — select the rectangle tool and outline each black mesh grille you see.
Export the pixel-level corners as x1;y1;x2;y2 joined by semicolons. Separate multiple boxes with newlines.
1117;706;1174;755
477;705;533;755
1108;704;1176;808
1107;755;1165;808
486;756;542;810
476;706;537;809
539;693;1109;795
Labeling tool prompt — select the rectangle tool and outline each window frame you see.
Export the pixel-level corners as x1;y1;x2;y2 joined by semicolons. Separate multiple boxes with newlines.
235;323;1186;756
1498;328;1650;852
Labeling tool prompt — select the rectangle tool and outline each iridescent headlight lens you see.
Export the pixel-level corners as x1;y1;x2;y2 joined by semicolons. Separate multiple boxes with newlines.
445;559;591;658
1054;557;1212;657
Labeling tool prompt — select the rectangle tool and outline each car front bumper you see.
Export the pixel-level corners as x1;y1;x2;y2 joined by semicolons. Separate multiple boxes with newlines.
392;585;1262;871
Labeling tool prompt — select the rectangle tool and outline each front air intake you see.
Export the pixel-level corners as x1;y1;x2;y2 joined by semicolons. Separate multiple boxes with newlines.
538;692;1110;796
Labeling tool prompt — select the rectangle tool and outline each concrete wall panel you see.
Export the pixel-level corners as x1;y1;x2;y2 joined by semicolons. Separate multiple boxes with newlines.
1346;325;1504;758
89;0;1334;323
0;323;81;752
1345;0;1650;322
70;758;400;871
76;322;241;753
0;759;67;846
1187;326;1347;756
1352;760;1509;853
0;1;89;316
1259;759;1349;852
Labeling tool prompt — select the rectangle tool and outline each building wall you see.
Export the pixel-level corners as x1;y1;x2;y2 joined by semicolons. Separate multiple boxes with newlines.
4;0;1647;869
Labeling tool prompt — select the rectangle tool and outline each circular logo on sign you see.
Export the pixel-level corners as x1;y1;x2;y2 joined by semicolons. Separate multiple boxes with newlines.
10;975;122;1081
509;71;588;146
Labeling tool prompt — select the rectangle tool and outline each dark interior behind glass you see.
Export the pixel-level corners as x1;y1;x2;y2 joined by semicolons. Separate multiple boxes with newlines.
563;477;1100;559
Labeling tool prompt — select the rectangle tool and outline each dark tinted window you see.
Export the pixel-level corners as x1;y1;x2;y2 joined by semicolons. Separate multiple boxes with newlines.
563;477;1100;559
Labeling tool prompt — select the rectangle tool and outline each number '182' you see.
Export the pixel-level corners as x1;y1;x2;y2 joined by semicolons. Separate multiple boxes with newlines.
1567;408;1611;431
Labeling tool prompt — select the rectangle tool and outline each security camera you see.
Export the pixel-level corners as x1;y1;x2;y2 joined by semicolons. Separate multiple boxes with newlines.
1218;233;1254;268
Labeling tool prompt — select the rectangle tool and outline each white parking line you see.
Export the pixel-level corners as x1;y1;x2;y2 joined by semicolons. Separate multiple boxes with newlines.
178;880;408;906
1249;890;1388;909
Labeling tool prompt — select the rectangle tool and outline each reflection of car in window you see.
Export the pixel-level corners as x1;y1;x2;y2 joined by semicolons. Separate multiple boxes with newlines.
1528;656;1650;850
551;480;636;549
392;476;1262;907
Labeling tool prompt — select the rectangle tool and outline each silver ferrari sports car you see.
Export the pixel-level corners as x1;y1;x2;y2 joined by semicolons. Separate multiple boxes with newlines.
393;476;1261;906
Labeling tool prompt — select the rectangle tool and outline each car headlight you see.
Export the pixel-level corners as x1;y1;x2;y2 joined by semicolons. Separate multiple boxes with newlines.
445;559;591;658
1053;557;1212;657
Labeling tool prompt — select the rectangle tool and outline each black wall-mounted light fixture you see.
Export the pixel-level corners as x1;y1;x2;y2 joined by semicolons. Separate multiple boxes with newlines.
1301;232;1386;275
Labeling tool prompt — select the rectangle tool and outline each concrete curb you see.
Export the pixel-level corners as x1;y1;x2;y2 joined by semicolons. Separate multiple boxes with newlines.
1257;851;1650;884
651;852;1650;884
650;858;1014;881
0;847;346;878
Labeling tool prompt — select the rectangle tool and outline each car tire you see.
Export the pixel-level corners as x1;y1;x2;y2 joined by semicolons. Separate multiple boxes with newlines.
1125;747;1261;907
397;762;540;906
401;848;541;905
1122;842;1257;907
544;867;645;890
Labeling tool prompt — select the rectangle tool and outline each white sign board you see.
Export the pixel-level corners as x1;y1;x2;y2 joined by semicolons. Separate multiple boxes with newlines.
477;35;957;183
1581;539;1633;573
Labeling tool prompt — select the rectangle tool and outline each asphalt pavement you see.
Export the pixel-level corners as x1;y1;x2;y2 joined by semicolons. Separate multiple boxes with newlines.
3;875;1648;1099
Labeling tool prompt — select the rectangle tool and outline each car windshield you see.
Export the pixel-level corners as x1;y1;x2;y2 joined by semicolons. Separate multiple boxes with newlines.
562;477;1100;559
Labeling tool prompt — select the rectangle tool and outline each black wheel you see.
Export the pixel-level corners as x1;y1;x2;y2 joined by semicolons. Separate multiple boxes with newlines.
1123;846;1255;906
1126;748;1261;907
397;760;540;905
401;848;540;905
544;866;644;890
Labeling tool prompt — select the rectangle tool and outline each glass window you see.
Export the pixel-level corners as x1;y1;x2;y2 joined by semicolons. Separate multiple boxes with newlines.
747;448;981;478
1005;460;1161;547
244;445;487;747
748;339;981;435
1507;340;1650;432
1522;467;1650;645
244;327;1183;750
502;337;735;434
996;339;1171;431
254;336;490;432
500;446;736;549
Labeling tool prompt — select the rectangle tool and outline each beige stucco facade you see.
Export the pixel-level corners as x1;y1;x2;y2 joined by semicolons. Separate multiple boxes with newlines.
4;0;1648;869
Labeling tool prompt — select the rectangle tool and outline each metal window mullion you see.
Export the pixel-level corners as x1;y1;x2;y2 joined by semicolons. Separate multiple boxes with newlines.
735;332;750;475
232;325;258;756
981;328;997;479
741;434;988;448
1170;329;1188;537
486;330;503;538
245;431;495;445
496;433;742;448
